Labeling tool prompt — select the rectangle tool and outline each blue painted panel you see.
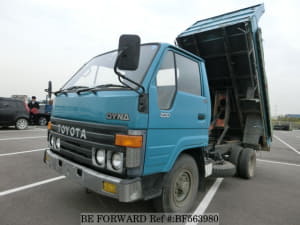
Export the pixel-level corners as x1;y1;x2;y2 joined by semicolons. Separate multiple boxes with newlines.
144;47;210;175
178;4;264;37
144;129;208;175
52;91;148;129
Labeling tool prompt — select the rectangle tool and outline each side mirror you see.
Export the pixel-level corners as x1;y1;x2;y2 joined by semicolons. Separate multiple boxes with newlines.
116;34;140;71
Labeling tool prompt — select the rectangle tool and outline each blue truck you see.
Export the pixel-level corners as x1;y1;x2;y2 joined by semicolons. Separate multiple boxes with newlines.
44;4;272;212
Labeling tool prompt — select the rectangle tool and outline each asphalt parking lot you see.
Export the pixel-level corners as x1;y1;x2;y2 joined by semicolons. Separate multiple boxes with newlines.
0;127;299;225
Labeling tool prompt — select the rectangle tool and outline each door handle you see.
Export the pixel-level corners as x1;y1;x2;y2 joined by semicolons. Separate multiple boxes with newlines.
198;113;205;120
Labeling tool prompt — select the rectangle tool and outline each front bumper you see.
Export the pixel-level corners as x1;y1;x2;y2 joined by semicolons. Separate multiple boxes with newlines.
44;149;142;202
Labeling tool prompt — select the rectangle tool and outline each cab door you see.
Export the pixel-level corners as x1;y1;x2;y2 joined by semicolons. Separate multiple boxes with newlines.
144;49;210;175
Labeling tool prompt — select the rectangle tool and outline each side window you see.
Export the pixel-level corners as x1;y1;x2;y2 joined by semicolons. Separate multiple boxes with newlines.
16;102;24;110
156;51;176;110
1;100;12;109
7;101;16;109
175;53;201;96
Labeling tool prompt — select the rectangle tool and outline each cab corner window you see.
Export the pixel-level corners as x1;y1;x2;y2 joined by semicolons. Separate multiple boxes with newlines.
156;51;176;110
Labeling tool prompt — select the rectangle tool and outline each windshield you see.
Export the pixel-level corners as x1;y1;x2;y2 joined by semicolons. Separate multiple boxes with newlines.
62;44;159;90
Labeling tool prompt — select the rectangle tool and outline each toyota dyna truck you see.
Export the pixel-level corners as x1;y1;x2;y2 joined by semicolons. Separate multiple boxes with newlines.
44;4;271;212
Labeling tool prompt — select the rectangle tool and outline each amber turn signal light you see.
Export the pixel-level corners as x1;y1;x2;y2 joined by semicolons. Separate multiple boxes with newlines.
47;122;52;130
115;134;143;148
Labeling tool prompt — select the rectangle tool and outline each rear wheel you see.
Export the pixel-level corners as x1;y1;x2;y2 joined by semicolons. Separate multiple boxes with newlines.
153;154;199;212
228;145;243;176
238;148;256;179
15;118;28;130
229;146;243;166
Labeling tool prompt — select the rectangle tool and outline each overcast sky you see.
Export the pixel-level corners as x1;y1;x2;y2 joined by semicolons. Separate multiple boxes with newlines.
0;0;299;115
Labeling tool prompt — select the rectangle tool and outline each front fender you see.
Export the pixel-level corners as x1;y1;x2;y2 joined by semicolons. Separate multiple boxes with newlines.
143;129;208;175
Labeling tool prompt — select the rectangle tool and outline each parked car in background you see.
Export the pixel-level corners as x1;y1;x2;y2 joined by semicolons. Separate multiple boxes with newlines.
0;97;29;129
32;103;52;126
273;124;291;131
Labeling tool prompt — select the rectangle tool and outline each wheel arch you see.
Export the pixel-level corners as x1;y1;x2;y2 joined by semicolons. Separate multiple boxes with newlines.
166;147;206;190
180;148;205;179
15;116;29;123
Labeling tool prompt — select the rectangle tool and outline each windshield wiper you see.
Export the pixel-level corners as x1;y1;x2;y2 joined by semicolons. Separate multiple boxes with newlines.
94;84;126;89
76;84;128;94
54;86;89;95
114;70;145;95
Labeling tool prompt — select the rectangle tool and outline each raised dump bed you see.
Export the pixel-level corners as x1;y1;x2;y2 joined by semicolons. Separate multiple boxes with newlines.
177;4;272;150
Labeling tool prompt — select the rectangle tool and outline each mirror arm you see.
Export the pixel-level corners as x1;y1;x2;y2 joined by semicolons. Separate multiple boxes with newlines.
114;50;145;95
44;89;54;96
45;81;53;99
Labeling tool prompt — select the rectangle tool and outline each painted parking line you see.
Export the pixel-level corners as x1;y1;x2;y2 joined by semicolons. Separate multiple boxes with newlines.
0;148;45;157
274;135;300;155
0;136;47;141
0;128;46;133
0;176;66;197
257;159;300;167
185;178;224;225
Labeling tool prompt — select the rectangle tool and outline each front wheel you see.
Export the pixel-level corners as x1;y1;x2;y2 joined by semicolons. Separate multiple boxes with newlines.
153;154;199;212
15;118;28;130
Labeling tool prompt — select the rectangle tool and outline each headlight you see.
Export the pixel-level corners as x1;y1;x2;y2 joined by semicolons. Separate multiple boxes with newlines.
96;150;106;165
55;138;61;150
111;152;123;170
50;136;55;147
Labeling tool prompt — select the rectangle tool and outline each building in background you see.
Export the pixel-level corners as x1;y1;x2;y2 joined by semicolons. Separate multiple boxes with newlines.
285;114;300;118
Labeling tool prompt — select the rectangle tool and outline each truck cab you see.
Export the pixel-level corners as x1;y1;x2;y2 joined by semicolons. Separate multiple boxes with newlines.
45;42;210;205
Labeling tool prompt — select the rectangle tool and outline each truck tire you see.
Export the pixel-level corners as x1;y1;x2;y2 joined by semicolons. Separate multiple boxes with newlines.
212;161;236;177
15;118;28;130
238;148;256;179
38;116;48;126
153;154;199;212
228;146;243;176
228;146;243;166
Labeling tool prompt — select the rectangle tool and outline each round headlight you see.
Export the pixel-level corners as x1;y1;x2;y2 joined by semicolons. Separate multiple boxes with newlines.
55;138;61;150
111;152;123;170
50;136;55;147
96;150;105;165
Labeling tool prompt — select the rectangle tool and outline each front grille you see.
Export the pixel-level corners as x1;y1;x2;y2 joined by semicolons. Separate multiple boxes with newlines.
49;117;127;174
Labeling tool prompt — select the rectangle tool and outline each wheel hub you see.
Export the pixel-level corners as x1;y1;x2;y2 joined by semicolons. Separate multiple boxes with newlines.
17;119;27;129
174;170;192;204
